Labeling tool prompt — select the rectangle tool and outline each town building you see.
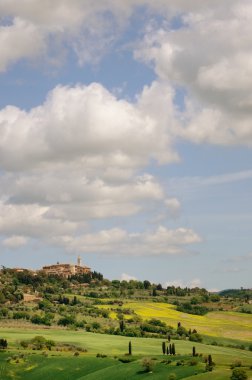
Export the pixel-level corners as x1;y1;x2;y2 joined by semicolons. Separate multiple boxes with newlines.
42;256;91;278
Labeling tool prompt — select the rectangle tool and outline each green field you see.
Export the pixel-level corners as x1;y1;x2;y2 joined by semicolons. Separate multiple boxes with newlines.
0;327;252;379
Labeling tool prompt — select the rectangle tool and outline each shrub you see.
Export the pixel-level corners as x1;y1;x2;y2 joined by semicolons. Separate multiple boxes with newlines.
231;360;242;369
168;374;177;380
118;356;135;363
189;333;202;343
142;358;155;372
189;359;198;366
231;368;248;380
96;353;107;358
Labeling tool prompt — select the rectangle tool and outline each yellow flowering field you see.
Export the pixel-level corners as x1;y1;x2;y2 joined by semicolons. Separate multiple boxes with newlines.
100;301;252;341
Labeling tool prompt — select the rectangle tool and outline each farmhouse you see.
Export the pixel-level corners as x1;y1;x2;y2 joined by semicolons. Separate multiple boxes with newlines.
42;256;91;278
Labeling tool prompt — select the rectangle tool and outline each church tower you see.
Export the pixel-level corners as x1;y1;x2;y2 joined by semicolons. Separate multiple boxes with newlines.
77;255;81;267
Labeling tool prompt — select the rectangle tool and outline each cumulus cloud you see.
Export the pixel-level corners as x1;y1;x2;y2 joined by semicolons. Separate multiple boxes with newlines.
0;82;178;171
120;273;137;281
135;0;252;146
2;235;28;248
0;1;124;70
0;17;46;71
164;278;202;289
3;1;246;259
51;225;201;256
0;202;76;239
2;1;252;148
164;198;181;218
0;80;193;254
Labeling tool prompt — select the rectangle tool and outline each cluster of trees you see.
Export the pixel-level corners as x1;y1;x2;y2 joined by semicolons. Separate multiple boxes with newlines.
162;341;176;355
176;302;209;315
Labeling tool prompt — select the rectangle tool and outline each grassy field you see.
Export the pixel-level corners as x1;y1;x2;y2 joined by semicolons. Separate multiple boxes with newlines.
99;301;252;341
0;327;252;379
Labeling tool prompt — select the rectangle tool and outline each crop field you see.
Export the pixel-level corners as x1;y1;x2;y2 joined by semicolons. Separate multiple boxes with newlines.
100;301;252;341
0;328;252;380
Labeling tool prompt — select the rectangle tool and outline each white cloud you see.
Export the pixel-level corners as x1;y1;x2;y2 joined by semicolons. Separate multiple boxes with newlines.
51;225;201;256
164;278;202;289
0;81;190;252
135;0;252;146
164;198;181;218
2;1;252;148
120;273;137;281
0;202;76;239
0;82;178;171
2;235;28;248
0;17;46;71
0;0;135;69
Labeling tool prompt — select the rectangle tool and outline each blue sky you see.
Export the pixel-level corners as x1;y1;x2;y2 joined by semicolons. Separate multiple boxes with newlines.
0;1;251;290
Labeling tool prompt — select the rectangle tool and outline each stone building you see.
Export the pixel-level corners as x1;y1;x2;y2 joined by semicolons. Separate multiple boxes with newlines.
42;256;91;278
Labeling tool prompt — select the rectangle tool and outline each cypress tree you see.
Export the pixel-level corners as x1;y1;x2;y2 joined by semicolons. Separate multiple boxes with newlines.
162;341;166;355
192;346;196;357
119;319;124;332
169;344;172;355
172;343;176;355
128;341;132;355
166;346;169;355
208;355;212;366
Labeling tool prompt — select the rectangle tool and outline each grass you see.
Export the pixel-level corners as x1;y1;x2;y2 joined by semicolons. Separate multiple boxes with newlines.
0;327;252;379
0;327;252;363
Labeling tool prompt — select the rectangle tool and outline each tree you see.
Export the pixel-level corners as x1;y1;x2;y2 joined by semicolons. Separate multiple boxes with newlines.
166;346;169;355
0;339;7;349
119;319;125;332
171;343;176;355
208;355;213;366
231;368;248;380
128;341;132;355
192;346;196;357
143;280;151;289
162;341;166;355
169;343;172;355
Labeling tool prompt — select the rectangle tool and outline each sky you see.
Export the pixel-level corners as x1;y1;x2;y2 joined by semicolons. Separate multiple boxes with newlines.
0;0;252;290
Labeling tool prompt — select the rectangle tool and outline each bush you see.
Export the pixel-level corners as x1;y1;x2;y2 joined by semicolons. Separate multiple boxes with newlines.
189;333;202;343
231;368;248;380
231;360;242;369
189;359;198;366
142;357;155;372
168;374;177;380
118;356;135;363
96;353;107;358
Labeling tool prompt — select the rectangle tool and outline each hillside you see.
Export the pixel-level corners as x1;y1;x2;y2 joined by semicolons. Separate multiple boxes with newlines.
0;268;252;379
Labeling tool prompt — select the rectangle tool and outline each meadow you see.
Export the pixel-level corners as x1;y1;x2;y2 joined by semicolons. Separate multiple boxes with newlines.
0;327;252;380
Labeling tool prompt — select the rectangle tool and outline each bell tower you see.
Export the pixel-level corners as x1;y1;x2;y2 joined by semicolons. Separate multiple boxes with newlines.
77;255;81;267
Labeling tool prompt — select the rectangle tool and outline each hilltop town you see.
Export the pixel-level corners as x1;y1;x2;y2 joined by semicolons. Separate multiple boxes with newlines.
10;256;91;278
